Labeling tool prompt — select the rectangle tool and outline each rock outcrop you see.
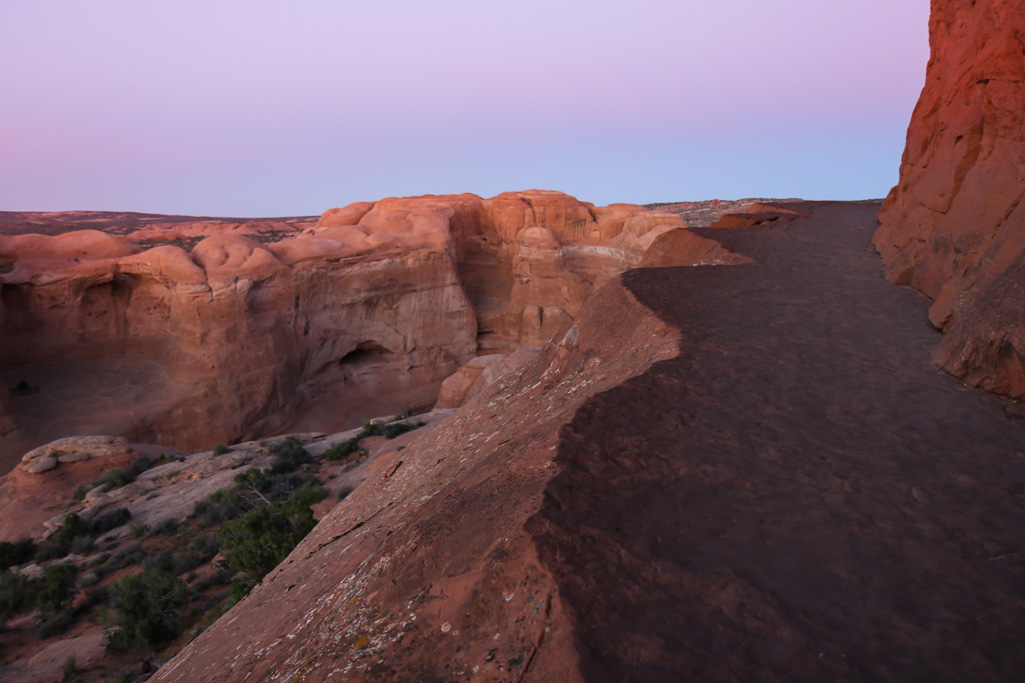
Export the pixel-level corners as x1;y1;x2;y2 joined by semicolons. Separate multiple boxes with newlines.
0;436;143;540
433;347;543;410
874;0;1025;399
0;192;688;469
0;415;454;683
154;269;683;683
158;203;1025;680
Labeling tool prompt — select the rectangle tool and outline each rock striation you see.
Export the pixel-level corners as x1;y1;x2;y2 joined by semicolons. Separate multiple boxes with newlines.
874;0;1025;399
0;192;693;469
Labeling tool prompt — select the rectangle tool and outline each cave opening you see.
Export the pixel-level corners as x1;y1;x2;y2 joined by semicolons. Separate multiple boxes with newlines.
337;340;393;366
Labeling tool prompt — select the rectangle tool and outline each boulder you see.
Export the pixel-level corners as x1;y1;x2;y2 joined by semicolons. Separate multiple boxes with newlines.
24;457;57;474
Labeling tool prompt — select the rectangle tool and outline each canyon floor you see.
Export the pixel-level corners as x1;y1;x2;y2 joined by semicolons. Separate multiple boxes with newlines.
157;201;1025;681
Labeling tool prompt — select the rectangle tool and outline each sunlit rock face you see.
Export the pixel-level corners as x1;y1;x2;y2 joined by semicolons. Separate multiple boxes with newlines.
874;0;1025;398
0;191;684;465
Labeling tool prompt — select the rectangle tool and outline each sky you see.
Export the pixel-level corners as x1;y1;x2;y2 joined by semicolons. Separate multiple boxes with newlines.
0;1;930;217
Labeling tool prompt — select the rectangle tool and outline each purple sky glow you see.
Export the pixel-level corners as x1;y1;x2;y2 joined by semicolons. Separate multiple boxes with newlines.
0;1;930;216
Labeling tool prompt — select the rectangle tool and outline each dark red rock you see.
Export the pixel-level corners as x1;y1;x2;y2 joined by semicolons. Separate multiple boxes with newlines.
874;0;1025;399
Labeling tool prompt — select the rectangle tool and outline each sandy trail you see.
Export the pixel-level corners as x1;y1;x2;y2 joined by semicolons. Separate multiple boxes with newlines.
532;202;1025;681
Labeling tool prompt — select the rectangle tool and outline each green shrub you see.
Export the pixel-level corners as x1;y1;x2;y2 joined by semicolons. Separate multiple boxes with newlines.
38;563;77;614
62;655;78;680
109;543;147;569
38;513;92;560
38;509;131;561
94;468;133;490
70;534;95;555
34;563;77;637
78;571;101;589
212;443;230;457
178;534;220;573
217;498;316;586
192;487;252;527
0;569;36;616
106;566;187;651
357;421;383;439
148;517;180;537
267;437;311;473
92;508;132;535
36;607;74;638
323;439;359;461
71;484;90;501
0;538;35;570
150;452;186;466
126;456;153;478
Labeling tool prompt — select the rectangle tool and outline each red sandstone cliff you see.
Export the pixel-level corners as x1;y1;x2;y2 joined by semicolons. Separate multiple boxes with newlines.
154;269;683;682
874;0;1025;398
0;192;686;468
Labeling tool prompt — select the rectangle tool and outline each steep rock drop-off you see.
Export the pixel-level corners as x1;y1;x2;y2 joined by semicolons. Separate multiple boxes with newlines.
0;191;690;470
158;203;1025;681
875;0;1025;399
155;268;684;682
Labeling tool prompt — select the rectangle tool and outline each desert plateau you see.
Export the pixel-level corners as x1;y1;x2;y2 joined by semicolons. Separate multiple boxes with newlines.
2;0;1024;681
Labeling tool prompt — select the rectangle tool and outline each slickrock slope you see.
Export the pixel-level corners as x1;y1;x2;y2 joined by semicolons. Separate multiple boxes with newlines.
0;192;684;470
874;0;1025;399
159;202;1025;681
156;268;683;682
0;416;452;683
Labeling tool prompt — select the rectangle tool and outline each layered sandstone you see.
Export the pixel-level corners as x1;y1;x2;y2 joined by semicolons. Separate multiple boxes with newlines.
0;192;688;469
874;0;1025;398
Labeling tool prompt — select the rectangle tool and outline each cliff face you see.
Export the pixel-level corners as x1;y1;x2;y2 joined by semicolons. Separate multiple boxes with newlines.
874;0;1025;398
154;271;683;683
0;192;684;466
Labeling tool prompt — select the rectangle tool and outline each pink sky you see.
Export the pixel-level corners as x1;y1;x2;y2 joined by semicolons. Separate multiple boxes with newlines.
0;1;930;216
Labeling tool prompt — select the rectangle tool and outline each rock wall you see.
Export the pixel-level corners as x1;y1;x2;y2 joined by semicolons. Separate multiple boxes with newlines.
0;191;684;466
153;270;683;682
874;0;1025;398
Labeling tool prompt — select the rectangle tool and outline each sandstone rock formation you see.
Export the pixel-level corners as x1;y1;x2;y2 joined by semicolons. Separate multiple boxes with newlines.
874;0;1025;399
0;192;688;470
157;203;1025;680
709;203;805;229
433;347;542;410
644;198;803;227
0;436;143;541
154;269;683;683
0;414;453;683
638;229;753;268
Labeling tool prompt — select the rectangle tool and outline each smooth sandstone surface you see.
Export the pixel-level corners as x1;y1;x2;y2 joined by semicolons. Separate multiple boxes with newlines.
874;0;1025;398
